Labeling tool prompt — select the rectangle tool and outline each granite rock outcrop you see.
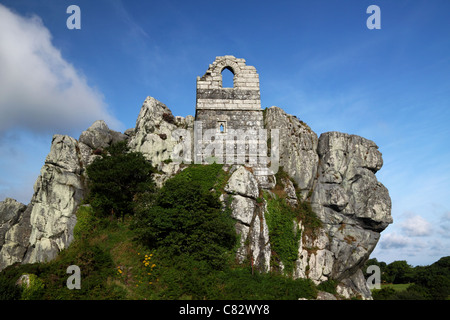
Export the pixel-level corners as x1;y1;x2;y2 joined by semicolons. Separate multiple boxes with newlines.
0;95;392;299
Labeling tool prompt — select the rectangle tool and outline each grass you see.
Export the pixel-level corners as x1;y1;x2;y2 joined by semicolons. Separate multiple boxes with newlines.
0;164;325;301
0;187;318;300
380;283;412;292
263;191;300;275
263;168;322;274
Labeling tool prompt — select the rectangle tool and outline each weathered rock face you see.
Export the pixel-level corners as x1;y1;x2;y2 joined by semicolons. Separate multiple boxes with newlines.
127;96;195;186
306;131;392;299
228;107;392;299
0;198;27;248
128;96;194;167
0;135;87;267
0;95;392;300
0;121;126;270
222;166;271;273
315;132;392;231
264;106;319;199
79;120;128;151
0;198;29;270
22;135;85;264
224;151;391;299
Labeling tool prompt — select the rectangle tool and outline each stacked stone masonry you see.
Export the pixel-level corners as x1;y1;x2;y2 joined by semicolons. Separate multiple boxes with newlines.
195;56;265;165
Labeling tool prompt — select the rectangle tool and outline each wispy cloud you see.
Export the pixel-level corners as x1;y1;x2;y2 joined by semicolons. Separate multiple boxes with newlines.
379;233;411;250
399;214;433;237
0;4;123;204
110;0;150;41
438;211;450;238
374;210;450;265
0;4;121;135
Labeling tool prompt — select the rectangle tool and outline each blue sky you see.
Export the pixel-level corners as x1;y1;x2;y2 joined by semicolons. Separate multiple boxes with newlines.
0;0;449;266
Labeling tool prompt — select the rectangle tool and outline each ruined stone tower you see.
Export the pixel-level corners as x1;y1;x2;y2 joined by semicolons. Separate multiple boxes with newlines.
195;55;263;132
194;56;265;165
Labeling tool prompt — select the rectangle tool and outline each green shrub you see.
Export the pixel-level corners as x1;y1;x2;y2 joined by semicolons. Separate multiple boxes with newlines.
263;192;301;274
20;274;45;300
384;260;415;284
152;255;317;300
86;141;156;219
73;205;97;240
134;164;237;271
0;273;22;300
372;287;396;300
171;163;228;194
370;256;450;300
297;199;322;234
317;279;338;294
372;286;427;300
411;257;450;300
217;267;317;300
42;240;117;299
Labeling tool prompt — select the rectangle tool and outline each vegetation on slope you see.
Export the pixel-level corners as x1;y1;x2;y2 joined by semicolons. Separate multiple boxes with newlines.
1;143;447;300
263;169;322;276
263;192;300;274
0;144;317;300
85;140;156;220
364;256;450;300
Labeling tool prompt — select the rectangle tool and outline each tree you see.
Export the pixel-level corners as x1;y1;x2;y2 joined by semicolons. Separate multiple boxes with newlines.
411;256;450;299
369;256;450;300
385;260;414;284
86;141;156;219
134;164;237;270
364;258;389;283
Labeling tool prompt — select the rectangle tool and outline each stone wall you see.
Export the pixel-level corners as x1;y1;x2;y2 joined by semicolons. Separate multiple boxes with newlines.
195;55;261;109
195;56;265;165
195;55;263;129
195;109;263;133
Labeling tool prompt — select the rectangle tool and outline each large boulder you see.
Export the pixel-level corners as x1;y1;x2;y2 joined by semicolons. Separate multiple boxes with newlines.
0;126;129;270
224;166;260;199
0;198;27;247
22;135;86;264
128;96;194;166
264;106;319;198
79;120;127;150
0;198;29;270
221;130;392;299
223;165;271;273
305;132;392;298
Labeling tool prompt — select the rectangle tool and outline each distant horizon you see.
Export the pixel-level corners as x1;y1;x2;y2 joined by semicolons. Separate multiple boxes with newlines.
0;0;449;267
371;254;449;268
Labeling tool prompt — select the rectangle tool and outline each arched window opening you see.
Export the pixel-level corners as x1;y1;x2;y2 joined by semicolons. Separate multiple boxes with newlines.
221;67;234;88
218;121;226;134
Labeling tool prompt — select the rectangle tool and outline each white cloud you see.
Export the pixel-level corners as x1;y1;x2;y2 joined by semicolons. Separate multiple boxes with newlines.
379;232;411;249
399;214;433;237
0;4;121;135
439;211;450;237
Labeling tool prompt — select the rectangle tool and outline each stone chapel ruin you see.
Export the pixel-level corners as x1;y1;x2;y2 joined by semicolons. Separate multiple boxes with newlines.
194;56;274;176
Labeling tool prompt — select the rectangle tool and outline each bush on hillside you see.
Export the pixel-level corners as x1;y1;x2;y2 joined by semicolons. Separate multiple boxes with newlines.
134;164;237;270
86;141;156;219
368;256;450;300
0;273;22;300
